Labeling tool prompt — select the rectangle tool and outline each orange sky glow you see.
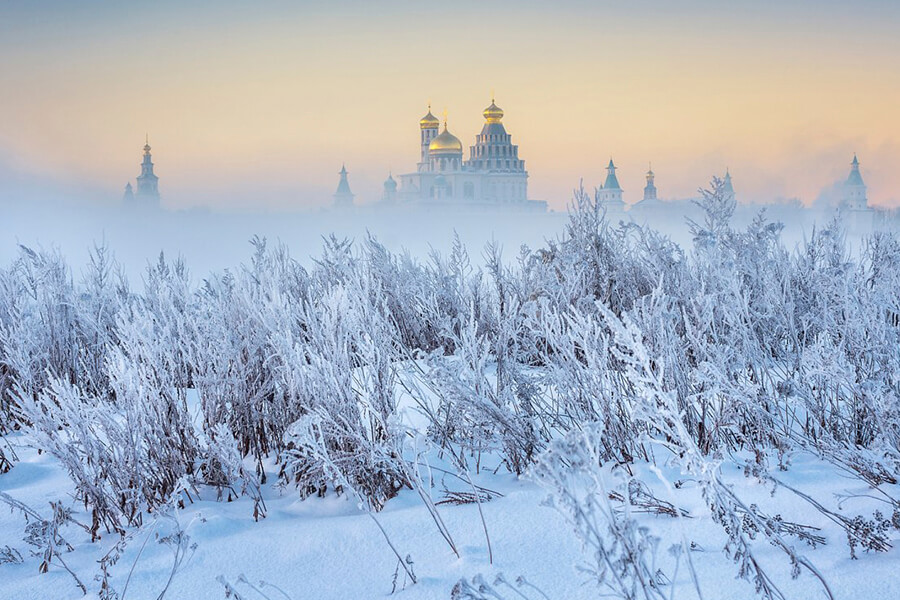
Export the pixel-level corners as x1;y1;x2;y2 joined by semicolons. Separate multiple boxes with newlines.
1;1;898;211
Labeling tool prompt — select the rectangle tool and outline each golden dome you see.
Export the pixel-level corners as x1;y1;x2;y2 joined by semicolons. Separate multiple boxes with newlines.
483;98;504;123
429;123;463;155
419;105;440;129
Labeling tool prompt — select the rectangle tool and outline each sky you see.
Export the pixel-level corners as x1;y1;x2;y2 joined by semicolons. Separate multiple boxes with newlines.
1;0;899;212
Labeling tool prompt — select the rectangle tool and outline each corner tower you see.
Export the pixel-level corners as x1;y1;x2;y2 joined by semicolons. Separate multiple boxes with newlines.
598;158;624;208
842;154;868;210
334;164;355;206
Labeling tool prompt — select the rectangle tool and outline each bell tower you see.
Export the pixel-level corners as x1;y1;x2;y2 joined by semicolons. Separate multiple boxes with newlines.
418;104;440;172
135;135;160;204
643;164;657;201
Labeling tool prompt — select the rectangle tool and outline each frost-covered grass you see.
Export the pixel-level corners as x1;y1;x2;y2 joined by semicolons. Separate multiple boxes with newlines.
1;179;899;599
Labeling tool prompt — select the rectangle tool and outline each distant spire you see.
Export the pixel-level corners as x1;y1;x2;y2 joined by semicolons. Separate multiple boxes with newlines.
334;163;354;206
842;153;867;209
723;168;735;198
604;158;621;190
846;153;865;186
643;163;657;201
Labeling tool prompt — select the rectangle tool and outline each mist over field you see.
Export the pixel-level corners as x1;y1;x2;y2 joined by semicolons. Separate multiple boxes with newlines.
0;182;869;285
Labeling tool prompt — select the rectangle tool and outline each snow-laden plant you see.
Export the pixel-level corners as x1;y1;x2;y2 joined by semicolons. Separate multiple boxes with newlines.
532;426;679;600
15;300;199;535
425;304;540;476
191;238;309;477
596;302;835;600
0;246;79;422
277;278;408;511
201;423;267;520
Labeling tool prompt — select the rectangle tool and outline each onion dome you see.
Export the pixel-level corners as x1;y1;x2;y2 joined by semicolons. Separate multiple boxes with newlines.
429;122;463;155
483;98;504;124
143;134;151;154
419;105;440;130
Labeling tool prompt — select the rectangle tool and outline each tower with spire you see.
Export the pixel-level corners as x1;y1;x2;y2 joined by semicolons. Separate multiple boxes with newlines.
597;158;624;209
842;154;868;210
135;136;160;204
722;169;735;202
643;164;657;202
122;182;134;203
333;164;355;207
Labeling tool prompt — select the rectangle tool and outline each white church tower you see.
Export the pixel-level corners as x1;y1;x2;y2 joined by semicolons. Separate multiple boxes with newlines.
333;164;355;206
842;154;868;210
135;136;160;205
598;158;624;210
643;164;657;202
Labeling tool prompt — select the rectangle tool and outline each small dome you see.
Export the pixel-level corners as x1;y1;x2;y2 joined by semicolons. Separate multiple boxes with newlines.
483;99;504;123
384;173;397;191
420;107;440;129
429;124;463;155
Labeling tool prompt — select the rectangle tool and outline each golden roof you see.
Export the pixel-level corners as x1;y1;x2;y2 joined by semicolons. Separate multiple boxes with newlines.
419;105;440;129
483;99;504;123
429;123;463;154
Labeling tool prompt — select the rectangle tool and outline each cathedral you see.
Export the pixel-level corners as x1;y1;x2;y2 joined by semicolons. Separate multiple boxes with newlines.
122;137;160;205
357;98;544;210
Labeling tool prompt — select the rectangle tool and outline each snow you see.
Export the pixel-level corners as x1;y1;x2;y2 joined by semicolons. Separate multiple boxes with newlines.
2;412;899;599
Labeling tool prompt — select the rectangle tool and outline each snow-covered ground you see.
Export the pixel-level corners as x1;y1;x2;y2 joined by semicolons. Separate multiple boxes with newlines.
2;398;898;600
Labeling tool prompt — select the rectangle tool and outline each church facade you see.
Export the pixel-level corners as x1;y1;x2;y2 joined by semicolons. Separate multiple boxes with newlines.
391;99;545;210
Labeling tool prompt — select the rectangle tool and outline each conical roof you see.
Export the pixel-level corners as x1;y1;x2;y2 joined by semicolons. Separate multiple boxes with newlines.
846;154;865;186
603;159;621;190
335;164;353;195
